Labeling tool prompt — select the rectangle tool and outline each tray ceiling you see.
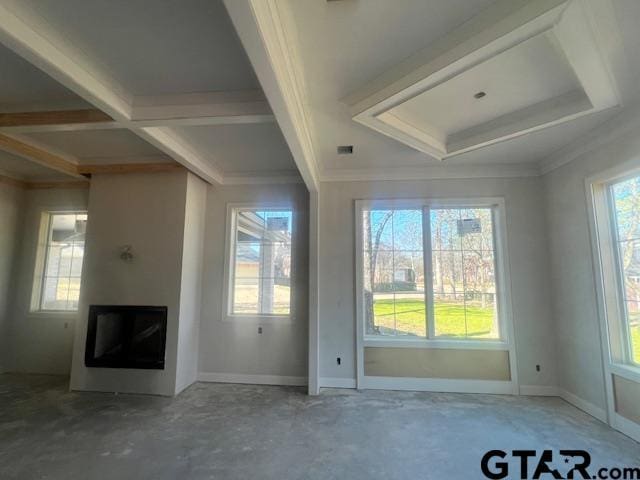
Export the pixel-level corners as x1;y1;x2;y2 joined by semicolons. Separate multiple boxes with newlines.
346;0;620;160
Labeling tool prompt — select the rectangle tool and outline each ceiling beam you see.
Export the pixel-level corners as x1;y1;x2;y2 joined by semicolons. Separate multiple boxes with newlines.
0;3;223;185
77;162;184;175
0;92;275;134
0;133;83;178
0;109;113;128
224;0;320;192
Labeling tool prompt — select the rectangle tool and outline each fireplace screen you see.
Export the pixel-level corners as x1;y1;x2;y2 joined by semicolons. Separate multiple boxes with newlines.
85;305;167;369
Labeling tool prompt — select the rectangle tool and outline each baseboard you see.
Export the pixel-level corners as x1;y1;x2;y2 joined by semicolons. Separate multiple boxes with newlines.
360;376;516;394
612;413;640;443
559;389;607;423
319;377;356;389
197;372;308;387
519;385;559;396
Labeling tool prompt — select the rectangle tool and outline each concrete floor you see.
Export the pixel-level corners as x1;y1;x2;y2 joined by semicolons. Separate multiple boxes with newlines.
1;375;638;480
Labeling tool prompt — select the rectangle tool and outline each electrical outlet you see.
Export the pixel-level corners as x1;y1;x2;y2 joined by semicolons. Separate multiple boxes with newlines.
337;357;341;365
258;327;263;334
536;364;541;372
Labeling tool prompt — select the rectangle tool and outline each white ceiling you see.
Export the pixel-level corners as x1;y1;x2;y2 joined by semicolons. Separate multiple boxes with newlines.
0;0;298;183
284;0;640;176
0;150;70;181
24;130;171;163
390;35;580;137
0;43;90;111
173;123;297;175
8;0;259;96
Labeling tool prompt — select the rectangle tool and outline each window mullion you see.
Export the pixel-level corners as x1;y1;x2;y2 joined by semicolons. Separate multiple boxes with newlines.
423;206;435;339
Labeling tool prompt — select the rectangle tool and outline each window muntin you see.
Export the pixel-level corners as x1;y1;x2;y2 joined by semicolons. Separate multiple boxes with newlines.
431;208;499;339
360;204;501;341
363;209;425;336
610;176;640;364
38;212;87;311
230;208;293;317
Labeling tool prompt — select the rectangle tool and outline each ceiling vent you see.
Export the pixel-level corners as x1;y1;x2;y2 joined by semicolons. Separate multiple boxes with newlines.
337;145;354;155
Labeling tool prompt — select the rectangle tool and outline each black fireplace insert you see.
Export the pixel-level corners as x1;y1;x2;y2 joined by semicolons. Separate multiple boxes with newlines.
85;305;167;369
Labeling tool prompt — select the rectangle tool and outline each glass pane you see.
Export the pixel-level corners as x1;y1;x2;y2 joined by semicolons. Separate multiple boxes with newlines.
366;210;394;250
619;240;640;301
430;209;462;251
433;293;466;337
465;293;498;339
233;277;259;314
393;209;423;251
371;292;395;335
460;208;494;251
232;208;293;316
41;213;86;311
432;251;463;295
395;251;424;291
627;303;640;364
463;251;496;294
613;176;640;241
394;293;426;337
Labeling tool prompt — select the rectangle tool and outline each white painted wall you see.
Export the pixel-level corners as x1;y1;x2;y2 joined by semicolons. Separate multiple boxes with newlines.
318;178;556;389
4;187;89;374
0;183;24;372
543;126;640;412
175;173;207;394
70;171;189;396
198;183;309;381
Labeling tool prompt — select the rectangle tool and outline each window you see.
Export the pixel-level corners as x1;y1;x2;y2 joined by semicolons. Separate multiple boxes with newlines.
227;207;293;317
359;201;503;342
610;175;640;365
32;212;87;312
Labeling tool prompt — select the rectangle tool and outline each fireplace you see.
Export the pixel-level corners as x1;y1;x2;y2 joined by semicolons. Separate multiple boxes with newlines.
85;305;167;369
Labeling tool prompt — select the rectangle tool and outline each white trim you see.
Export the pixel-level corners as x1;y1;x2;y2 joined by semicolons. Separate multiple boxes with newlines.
354;198;519;394
610;363;640;385
363;338;509;350
612;413;640;443
360;376;514;395
321;164;540;183
198;372;307;387
222;171;303;186
319;377;357;389
222;202;296;324
559;389;608;423
519;385;559;396
308;191;320;395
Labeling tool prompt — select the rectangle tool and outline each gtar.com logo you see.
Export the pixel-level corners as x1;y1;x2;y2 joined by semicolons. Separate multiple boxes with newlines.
481;449;640;479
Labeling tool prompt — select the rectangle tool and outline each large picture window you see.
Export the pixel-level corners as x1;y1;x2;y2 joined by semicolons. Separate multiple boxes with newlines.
32;212;87;312
227;207;293;317
359;201;504;342
610;175;640;365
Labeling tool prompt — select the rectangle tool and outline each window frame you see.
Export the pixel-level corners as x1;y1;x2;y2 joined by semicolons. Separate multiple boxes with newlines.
30;210;87;314
222;202;296;323
355;197;515;351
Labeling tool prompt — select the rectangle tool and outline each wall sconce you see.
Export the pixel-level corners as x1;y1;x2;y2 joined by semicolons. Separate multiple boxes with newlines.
119;245;134;263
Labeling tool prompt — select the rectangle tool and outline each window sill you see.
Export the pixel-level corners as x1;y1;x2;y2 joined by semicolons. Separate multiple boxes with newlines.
223;314;293;324
363;337;509;350
28;309;78;316
610;363;640;385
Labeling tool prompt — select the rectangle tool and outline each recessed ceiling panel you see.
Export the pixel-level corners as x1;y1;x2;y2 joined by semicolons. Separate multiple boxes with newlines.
11;0;260;96
390;35;580;137
24;129;171;162
0;150;71;180
174;123;296;174
348;0;620;160
0;43;90;112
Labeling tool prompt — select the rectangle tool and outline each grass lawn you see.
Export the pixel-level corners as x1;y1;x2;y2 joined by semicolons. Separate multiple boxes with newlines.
373;298;497;338
632;326;640;364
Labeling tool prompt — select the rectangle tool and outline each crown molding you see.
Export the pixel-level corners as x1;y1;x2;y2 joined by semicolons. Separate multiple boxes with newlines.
539;103;640;175
320;162;540;183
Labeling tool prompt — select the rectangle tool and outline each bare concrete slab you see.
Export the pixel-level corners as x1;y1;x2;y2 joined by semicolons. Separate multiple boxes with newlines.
0;374;638;479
